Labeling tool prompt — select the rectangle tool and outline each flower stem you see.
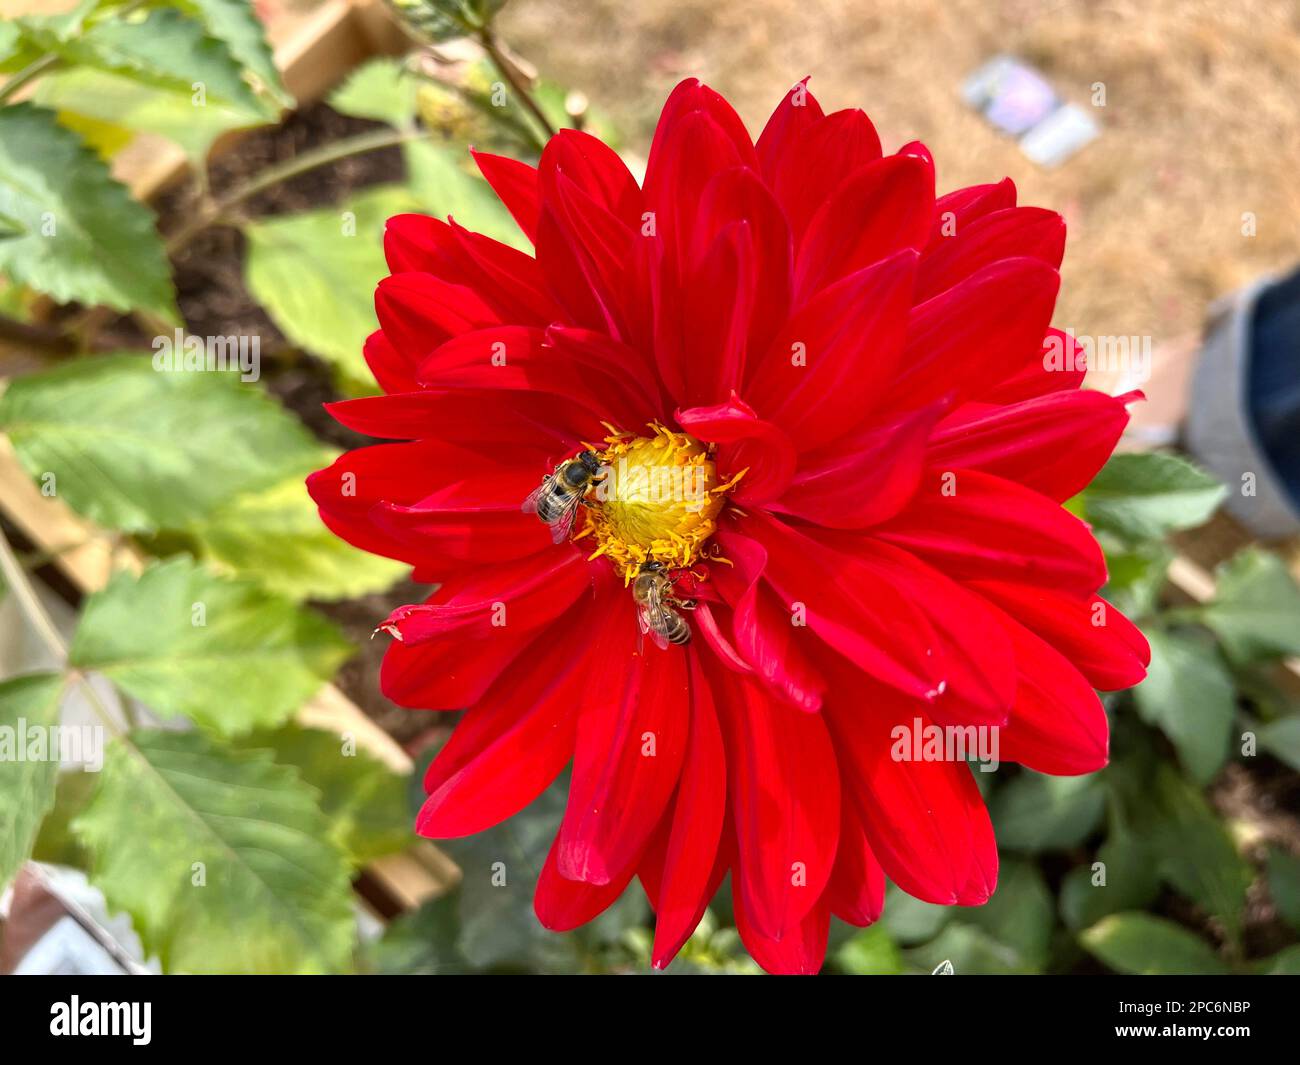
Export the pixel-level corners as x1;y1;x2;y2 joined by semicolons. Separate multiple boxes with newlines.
0;523;127;736
164;125;433;255
0;522;69;662
0;54;63;106
478;27;556;143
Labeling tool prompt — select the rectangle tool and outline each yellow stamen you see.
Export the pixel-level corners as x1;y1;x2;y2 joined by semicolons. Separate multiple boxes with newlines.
582;423;735;583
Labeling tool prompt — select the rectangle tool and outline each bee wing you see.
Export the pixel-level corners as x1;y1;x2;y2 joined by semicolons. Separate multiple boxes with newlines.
521;480;548;516
549;493;581;544
640;581;672;650
634;603;647;655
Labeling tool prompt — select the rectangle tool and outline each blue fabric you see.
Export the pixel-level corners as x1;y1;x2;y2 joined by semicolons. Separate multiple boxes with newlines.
1247;264;1300;510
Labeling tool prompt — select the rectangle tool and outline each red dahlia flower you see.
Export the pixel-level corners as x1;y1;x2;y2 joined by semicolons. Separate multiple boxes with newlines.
308;77;1151;974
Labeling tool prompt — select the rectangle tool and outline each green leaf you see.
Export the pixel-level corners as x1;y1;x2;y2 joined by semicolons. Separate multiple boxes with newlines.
0;353;321;532
388;0;505;41
1141;767;1252;941
958;858;1055;971
35;67;269;162
1258;716;1300;772
1134;630;1235;784
404;139;528;249
0;672;65;888
232;725;410;866
370;890;472;973
189;470;405;601
1267;848;1300;933
46;7;267;117
0;105;175;319
1060;832;1161;931
880;882;952;945
1200;547;1300;663
186;0;293;107
329;57;417;127
31;767;97;870
69;558;351;736
243;185;418;387
1262;945;1300;975
72;729;356;973
903;923;1024;976
990;771;1106;851
835;924;904;975
1101;541;1172;619
1080;913;1229;975
1082;452;1225;542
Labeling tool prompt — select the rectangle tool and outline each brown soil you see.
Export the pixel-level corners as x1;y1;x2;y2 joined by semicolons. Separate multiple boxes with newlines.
500;0;1300;346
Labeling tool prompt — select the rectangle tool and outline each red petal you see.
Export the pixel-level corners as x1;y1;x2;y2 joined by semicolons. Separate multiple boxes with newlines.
326;388;602;448
539;128;642;228
927;177;1017;248
369;469;552;566
416;604;593;837
535;834;635;931
734;887;830;976
969;580;1150;691
695;168;792;355
534;205;620;335
754;77;825;182
825;797;886;927
793;155;933;303
378;551;590;644
644;79;757;211
678;222;755;406
471;148;541;242
362;329;418;394
979;327;1088;403
876;468;1107;593
995;615;1111;774
843;537;1017;724
715;668;838;938
748;250;917;451
374;272;500;365
647;652;728;966
773;107;882;240
926;388;1132;502
917;206;1065;301
675;394;796;505
416;325;655;430
773;397;948;528
556;614;690;885
710;529;824;712
888;257;1060;412
824;668;998;905
690;601;756;676
382;217;556;324
380;621;542;710
307;438;540;568
734;515;947;701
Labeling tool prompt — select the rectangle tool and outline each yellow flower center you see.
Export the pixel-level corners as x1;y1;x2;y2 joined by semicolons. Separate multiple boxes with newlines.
578;424;741;582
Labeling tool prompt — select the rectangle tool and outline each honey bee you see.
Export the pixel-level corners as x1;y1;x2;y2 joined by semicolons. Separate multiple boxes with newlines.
522;450;603;543
633;562;694;649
